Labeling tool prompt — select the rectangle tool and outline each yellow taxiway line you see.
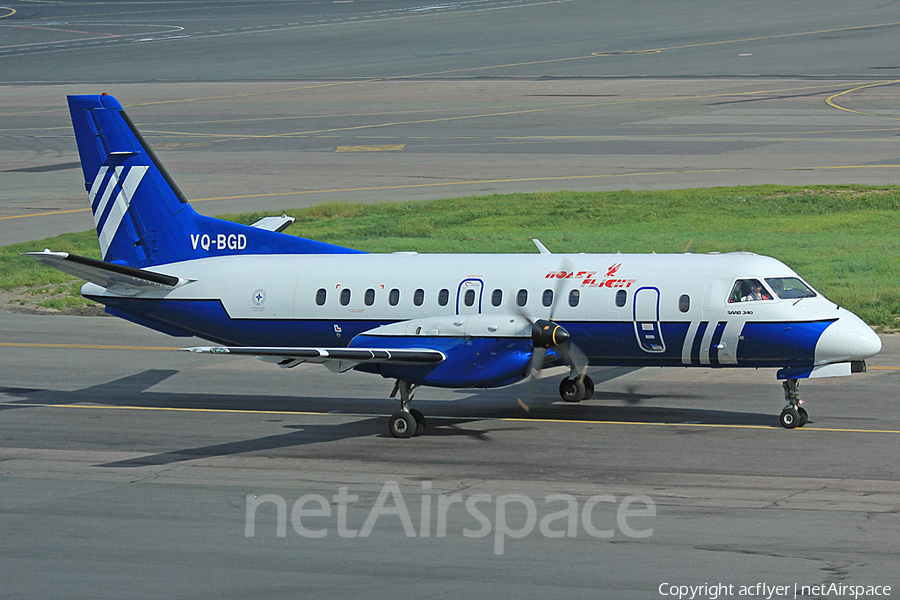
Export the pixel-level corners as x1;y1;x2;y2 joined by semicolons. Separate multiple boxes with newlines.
2;401;899;435
825;80;900;120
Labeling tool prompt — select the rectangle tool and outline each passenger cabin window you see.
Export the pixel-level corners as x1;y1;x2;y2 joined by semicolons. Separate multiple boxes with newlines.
414;289;425;306
464;289;476;307
615;290;627;307
568;289;580;307
315;288;327;306
516;289;528;307
766;277;817;300
729;279;772;303
340;288;351;306
491;289;503;307
542;289;554;307
389;288;400;306
438;289;449;306
365;288;375;306
678;294;690;313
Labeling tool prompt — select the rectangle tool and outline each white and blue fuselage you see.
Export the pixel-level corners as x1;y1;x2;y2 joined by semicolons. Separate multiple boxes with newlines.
29;93;882;435
84;250;880;385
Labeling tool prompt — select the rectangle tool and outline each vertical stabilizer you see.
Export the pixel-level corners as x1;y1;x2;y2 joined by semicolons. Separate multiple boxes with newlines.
67;94;360;267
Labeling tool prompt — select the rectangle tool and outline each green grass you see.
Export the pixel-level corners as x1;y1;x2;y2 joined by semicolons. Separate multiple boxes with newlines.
5;185;900;327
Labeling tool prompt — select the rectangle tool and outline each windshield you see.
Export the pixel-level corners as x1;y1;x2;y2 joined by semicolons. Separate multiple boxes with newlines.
765;277;817;300
728;279;773;303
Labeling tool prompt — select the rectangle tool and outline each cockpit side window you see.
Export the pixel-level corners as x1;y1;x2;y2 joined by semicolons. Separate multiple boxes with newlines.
765;277;816;300
728;279;772;303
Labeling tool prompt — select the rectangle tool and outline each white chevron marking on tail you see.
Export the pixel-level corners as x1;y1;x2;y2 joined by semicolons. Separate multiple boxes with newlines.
88;165;109;205
97;165;149;258
93;168;118;229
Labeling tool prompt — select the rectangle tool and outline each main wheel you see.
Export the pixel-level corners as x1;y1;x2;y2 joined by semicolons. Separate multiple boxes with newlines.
409;408;426;437
583;375;595;400
780;407;800;429
797;407;808;427
389;411;416;438
559;378;586;403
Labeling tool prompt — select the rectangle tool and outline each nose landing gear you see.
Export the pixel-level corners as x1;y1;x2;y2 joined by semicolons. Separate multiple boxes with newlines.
779;379;808;429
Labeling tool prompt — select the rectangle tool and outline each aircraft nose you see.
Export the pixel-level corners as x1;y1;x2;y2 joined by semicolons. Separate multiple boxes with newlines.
815;312;881;364
842;313;882;360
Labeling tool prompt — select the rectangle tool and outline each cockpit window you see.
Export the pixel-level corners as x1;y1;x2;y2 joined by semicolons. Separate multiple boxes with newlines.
765;277;817;300
728;279;772;303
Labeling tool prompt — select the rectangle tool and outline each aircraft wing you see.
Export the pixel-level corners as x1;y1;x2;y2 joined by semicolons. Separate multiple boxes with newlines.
183;345;446;373
26;250;181;292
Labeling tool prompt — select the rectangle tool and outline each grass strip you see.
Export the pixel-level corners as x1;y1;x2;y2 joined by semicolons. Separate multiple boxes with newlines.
3;185;898;327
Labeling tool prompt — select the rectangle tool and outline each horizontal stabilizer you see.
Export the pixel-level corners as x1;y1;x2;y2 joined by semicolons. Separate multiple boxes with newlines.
26;250;180;291
251;214;295;233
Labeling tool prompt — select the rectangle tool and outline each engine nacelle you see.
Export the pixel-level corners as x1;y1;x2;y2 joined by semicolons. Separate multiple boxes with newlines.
349;314;535;388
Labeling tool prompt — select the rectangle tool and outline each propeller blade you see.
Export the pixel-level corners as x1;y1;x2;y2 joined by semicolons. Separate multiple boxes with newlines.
561;337;589;381
547;256;590;380
516;346;548;413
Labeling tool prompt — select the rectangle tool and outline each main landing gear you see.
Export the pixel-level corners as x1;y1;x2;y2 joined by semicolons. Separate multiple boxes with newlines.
388;380;426;438
559;374;595;403
779;378;809;429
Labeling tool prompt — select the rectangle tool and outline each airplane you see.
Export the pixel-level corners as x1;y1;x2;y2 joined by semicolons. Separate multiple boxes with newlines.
28;93;882;438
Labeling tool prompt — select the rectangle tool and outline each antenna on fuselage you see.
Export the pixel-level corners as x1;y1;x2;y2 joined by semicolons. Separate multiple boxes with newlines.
532;239;551;255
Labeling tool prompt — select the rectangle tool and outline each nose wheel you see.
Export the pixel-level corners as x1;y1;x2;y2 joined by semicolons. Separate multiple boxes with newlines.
779;379;808;429
388;380;425;438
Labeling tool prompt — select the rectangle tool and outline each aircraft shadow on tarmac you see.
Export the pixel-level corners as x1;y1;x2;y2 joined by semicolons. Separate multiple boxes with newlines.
0;368;780;467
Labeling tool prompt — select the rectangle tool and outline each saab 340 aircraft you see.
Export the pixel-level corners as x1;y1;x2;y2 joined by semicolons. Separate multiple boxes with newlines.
29;94;882;438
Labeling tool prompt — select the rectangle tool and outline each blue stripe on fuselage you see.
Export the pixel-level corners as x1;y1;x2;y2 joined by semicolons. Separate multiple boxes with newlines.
690;321;709;365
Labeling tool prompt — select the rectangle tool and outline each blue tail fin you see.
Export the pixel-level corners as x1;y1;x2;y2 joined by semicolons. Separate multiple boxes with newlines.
68;94;361;267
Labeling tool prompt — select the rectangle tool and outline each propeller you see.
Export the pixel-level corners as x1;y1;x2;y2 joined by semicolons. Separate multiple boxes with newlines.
516;243;590;412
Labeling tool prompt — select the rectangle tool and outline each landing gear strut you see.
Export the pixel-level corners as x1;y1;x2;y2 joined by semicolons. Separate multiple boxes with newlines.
388;380;425;438
779;378;808;429
559;374;595;403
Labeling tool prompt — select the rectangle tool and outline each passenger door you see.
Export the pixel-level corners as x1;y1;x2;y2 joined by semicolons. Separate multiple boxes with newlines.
456;279;483;315
633;286;665;352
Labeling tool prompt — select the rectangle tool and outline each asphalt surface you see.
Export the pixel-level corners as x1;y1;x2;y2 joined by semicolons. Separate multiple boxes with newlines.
2;1;900;245
1;1;899;598
1;313;899;599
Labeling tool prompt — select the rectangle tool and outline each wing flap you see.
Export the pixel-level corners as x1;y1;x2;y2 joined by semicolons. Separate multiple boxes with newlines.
26;250;181;290
183;345;446;368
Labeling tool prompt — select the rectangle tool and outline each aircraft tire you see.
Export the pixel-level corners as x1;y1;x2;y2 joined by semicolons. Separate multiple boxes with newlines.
410;409;426;437
559;378;586;403
780;407;800;429
797;407;809;427
583;375;595;400
389;411;417;438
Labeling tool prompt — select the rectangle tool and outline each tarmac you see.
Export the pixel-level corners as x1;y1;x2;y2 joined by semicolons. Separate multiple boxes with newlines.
0;1;898;598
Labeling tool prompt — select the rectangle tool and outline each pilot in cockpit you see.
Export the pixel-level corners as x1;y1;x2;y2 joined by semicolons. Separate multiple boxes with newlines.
742;282;771;302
